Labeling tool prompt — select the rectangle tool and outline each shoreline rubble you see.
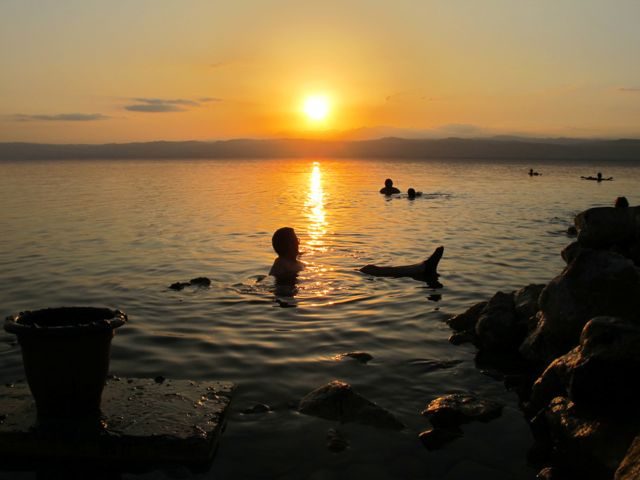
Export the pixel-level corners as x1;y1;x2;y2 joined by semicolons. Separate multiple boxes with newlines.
446;205;640;479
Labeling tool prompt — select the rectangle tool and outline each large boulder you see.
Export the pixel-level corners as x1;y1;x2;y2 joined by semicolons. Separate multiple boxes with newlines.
575;206;639;250
540;396;637;478
520;250;640;366
474;291;518;350
529;317;640;416
615;435;640;480
447;301;487;332
298;381;404;430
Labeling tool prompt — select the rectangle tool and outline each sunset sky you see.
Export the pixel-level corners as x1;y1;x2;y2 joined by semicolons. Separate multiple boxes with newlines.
1;0;639;143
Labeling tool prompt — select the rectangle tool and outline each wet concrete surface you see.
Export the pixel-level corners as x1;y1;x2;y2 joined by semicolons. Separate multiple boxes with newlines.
0;378;235;466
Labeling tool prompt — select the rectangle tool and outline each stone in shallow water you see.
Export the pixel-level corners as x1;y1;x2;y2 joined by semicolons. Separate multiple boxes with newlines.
241;403;271;414
0;378;234;466
326;428;349;452
418;426;463;450
338;352;374;364
421;393;503;427
298;380;403;430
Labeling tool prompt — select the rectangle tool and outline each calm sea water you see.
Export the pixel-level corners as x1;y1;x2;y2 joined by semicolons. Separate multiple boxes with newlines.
1;157;638;479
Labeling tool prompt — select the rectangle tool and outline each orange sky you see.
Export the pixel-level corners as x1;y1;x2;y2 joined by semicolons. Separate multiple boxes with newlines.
1;1;640;143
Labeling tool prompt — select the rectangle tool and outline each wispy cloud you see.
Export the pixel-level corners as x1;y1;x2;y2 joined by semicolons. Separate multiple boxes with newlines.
619;87;640;93
12;113;110;122
124;97;222;113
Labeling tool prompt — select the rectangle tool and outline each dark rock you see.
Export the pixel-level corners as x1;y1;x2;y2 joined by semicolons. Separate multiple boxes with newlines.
475;291;522;351
189;277;211;287
421;393;503;427
514;284;545;328
299;381;403;430
340;352;373;364
241;403;271;414
569;317;640;415
448;331;476;345
408;358;462;373
535;466;569;480
542;396;636;478
520;250;640;367
169;282;190;291
560;241;588;265
575;206;639;250
530;317;640;417
154;375;165;384
615;435;640;480
418;425;463;450
447;301;487;332
326;428;349;452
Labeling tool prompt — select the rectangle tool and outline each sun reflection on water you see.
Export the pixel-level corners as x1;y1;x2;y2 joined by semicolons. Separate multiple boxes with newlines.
303;161;334;302
305;162;327;253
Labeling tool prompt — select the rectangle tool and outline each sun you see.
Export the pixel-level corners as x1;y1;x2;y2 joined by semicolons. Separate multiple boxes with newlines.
303;95;330;121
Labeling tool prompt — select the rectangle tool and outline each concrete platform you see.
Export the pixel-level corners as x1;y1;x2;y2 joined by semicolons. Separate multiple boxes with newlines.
0;377;235;466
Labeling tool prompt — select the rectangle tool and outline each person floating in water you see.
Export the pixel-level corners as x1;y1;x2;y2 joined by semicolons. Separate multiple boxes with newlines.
407;188;422;199
380;178;400;195
360;246;445;288
528;168;541;176
581;172;613;182
615;196;629;208
269;227;304;284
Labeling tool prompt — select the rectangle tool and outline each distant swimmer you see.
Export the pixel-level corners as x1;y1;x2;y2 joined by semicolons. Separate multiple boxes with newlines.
615;196;629;208
360;246;444;288
581;172;613;182
380;178;401;195
269;227;304;284
407;188;422;200
528;168;541;176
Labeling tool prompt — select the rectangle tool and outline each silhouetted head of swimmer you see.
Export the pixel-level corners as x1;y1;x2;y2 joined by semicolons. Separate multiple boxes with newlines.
385;178;393;188
615;196;629;208
272;227;300;260
408;188;416;199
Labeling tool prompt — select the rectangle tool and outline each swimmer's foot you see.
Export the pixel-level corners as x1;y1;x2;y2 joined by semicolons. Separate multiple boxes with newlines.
423;246;444;288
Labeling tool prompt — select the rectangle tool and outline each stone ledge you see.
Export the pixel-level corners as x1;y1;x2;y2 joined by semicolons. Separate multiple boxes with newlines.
0;378;235;466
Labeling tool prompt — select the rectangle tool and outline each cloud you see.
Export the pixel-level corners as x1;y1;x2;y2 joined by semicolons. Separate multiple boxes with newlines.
124;97;221;113
12;113;110;122
619;87;640;93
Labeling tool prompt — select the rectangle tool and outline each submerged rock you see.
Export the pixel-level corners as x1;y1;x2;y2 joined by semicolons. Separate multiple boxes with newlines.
326;428;349;452
421;393;503;427
418;425;463;450
339;352;373;364
241;403;271;415
169;277;212;291
298;380;403;430
189;277;211;287
169;282;190;291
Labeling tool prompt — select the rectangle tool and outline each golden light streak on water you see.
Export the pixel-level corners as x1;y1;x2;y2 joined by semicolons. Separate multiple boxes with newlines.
305;162;327;254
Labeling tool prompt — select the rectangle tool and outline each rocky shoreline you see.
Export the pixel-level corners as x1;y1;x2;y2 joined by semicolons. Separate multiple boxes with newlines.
446;205;640;479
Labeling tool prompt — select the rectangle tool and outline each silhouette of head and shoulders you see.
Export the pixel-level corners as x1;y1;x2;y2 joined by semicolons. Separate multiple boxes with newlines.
380;178;400;195
269;227;304;283
407;188;422;200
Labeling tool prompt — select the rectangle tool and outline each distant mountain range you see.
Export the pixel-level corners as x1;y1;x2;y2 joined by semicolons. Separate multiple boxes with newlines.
1;137;640;161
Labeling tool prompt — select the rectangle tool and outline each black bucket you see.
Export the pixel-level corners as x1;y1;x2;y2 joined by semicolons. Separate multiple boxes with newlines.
4;307;126;420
